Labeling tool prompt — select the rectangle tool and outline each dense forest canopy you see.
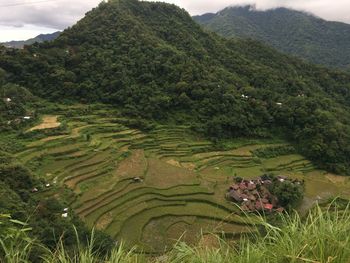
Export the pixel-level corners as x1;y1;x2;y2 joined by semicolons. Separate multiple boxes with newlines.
193;6;350;69
1;0;350;174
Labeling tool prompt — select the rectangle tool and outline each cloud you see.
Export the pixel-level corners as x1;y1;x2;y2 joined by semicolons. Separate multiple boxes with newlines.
1;0;350;41
0;24;59;42
0;0;101;29
156;0;350;22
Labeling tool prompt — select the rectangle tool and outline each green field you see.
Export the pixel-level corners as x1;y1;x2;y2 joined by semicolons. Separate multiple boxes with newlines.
16;105;350;252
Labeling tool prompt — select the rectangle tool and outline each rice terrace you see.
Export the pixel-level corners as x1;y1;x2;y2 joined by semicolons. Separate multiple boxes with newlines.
14;104;350;253
2;0;350;261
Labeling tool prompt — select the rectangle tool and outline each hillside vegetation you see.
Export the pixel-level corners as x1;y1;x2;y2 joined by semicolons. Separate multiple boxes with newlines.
0;146;113;261
1;0;350;175
194;6;350;69
1;201;350;262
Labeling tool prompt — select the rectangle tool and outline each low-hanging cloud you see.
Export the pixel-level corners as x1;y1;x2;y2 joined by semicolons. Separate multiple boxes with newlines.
0;0;350;40
166;0;350;22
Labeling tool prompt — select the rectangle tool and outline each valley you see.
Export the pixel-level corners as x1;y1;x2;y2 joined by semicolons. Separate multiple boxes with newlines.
1;0;350;260
15;105;350;252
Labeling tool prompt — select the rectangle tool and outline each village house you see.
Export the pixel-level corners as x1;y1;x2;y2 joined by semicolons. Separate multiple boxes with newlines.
226;175;298;213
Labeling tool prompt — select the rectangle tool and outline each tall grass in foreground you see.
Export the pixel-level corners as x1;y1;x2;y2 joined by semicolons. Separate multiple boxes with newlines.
2;202;349;263
165;204;350;263
0;214;34;263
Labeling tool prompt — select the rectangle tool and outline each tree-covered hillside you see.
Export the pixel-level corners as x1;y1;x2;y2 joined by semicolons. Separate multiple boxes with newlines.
193;6;350;69
1;0;350;174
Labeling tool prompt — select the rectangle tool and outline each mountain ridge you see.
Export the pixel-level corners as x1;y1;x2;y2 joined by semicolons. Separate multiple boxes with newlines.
193;5;350;69
1;31;60;49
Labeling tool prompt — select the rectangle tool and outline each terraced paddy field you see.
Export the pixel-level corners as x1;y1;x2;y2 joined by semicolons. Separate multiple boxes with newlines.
16;105;350;252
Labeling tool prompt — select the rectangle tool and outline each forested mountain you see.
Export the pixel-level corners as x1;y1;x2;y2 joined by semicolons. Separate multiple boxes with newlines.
1;31;60;49
1;0;350;174
193;6;350;69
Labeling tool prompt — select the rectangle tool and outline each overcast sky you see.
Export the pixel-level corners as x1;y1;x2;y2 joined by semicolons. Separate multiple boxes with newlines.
1;0;350;42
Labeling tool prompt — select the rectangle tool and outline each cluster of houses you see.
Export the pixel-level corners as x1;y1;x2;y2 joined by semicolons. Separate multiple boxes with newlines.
226;175;300;213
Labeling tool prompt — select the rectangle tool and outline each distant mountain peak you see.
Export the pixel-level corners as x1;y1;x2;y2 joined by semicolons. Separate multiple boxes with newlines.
1;31;60;49
194;6;350;69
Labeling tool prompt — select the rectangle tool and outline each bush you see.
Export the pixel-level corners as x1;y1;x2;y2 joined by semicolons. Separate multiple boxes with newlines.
269;179;304;208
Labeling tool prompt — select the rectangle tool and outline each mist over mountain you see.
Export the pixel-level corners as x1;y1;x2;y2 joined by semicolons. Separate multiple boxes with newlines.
194;5;350;69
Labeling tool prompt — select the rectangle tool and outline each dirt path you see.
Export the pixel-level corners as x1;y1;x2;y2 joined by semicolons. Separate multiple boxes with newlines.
29;115;61;131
